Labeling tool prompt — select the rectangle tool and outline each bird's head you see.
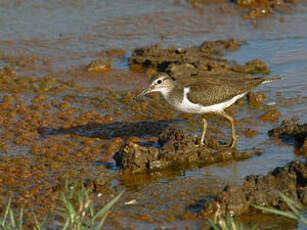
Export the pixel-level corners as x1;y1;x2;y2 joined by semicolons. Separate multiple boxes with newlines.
136;73;176;99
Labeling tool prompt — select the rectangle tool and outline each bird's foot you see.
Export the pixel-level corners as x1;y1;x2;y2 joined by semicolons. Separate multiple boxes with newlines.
204;139;237;149
228;135;238;149
195;139;208;148
196;137;237;149
229;142;236;149
197;139;222;149
195;143;206;148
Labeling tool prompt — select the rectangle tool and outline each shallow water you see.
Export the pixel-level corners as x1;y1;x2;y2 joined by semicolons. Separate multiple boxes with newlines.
0;0;306;229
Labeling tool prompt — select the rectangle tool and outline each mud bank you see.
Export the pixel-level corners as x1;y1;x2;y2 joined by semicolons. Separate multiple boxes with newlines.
233;0;298;19
129;39;270;79
114;127;260;173
199;160;307;216
188;0;298;19
269;120;307;154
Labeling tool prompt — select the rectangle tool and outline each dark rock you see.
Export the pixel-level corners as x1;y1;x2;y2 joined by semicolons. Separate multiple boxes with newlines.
202;160;307;216
269;120;307;153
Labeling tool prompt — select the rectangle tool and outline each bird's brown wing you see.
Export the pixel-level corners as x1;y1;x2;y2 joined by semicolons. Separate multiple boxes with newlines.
186;77;265;106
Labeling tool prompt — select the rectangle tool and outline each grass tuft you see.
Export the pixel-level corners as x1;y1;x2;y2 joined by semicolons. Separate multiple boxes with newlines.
209;192;307;230
0;180;124;230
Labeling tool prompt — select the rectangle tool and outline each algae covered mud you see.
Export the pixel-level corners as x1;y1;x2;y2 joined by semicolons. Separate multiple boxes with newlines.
0;0;307;229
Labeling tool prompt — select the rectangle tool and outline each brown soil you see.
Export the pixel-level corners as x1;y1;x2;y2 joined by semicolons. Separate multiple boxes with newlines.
197;160;307;216
114;127;260;173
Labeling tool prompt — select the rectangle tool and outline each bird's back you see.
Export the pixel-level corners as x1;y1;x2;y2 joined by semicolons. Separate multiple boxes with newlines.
184;77;265;106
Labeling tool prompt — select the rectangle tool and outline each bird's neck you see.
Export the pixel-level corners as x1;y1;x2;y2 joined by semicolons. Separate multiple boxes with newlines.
161;83;184;104
159;83;176;99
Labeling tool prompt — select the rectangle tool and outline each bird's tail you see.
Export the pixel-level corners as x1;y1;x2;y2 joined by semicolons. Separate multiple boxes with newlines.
262;76;282;84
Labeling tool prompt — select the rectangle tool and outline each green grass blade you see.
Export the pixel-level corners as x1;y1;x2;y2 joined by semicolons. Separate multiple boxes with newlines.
93;190;124;221
94;212;109;230
208;219;222;230
1;198;11;226
66;180;77;200
62;193;76;218
9;208;16;228
18;208;23;230
253;205;298;220
32;211;41;230
32;211;50;230
254;193;307;225
279;193;301;216
57;211;69;218
62;218;70;230
89;203;94;217
40;212;50;228
227;215;234;230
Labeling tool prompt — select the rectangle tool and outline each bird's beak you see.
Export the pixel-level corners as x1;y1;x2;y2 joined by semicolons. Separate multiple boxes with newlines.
134;88;150;101
134;81;156;100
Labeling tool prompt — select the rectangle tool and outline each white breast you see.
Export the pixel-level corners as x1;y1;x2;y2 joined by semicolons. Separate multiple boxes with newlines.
169;87;246;114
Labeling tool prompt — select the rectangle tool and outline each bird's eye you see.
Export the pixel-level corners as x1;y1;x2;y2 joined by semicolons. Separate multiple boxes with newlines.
157;79;162;84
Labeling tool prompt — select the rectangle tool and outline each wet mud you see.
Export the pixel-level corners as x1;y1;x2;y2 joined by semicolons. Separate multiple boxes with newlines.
114;127;260;173
196;160;307;216
269;120;307;154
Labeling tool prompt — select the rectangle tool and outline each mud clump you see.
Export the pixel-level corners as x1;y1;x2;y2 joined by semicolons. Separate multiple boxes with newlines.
114;127;259;173
129;39;270;79
202;160;307;216
86;59;112;72
259;108;280;122
247;91;266;106
200;39;241;55
232;59;270;74
0;65;15;76
269;120;307;153
242;128;259;138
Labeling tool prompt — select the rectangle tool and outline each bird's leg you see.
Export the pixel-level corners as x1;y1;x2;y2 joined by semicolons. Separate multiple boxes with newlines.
199;117;208;146
219;111;237;148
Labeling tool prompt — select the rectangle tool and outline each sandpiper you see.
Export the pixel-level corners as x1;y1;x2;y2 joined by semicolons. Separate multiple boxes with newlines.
136;72;279;148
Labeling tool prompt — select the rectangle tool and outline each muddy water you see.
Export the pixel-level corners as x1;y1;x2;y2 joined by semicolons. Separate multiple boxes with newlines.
0;0;307;229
